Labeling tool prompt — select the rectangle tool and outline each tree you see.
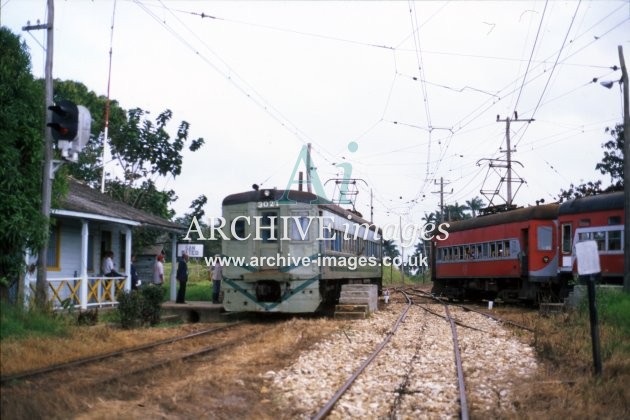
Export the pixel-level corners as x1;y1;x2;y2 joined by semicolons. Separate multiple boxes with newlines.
53;80;206;251
596;123;624;189
465;196;485;218
0;28;47;299
445;202;469;221
556;124;624;201
54;79;127;187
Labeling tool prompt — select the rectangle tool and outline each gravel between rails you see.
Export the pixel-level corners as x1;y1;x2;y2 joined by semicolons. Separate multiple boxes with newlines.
265;302;538;419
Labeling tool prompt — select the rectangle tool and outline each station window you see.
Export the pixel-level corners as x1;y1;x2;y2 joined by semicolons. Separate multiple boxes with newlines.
47;223;61;270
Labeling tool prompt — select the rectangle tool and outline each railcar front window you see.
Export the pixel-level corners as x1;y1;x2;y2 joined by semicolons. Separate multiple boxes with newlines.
537;226;553;251
233;219;246;239
260;212;278;242
290;214;310;241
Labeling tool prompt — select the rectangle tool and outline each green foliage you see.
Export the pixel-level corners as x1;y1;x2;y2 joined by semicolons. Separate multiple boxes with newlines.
579;287;630;336
596;124;624;189
140;285;164;325
113;108;204;182
557;124;624;201
0;304;71;341
117;289;143;329
0;27;48;285
54;79;127;187
116;286;164;329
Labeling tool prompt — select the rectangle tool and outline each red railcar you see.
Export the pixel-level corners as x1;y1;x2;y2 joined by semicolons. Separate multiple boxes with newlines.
557;191;624;284
431;204;561;301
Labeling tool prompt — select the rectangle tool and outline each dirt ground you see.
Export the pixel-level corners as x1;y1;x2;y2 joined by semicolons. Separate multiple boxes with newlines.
2;300;628;419
1;317;341;420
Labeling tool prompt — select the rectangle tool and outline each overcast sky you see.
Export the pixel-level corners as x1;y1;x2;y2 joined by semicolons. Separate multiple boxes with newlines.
2;0;629;244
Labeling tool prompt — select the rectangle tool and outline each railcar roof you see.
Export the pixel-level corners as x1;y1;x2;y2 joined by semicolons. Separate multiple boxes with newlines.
222;189;379;231
222;189;328;206
444;203;559;233
558;191;624;216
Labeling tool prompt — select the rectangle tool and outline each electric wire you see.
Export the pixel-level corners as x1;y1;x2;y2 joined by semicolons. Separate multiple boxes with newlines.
512;0;549;115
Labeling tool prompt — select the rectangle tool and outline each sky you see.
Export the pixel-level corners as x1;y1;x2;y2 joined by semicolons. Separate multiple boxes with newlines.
2;0;629;250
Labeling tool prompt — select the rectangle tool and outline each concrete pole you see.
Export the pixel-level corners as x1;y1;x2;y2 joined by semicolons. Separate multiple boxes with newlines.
35;0;55;307
618;45;629;293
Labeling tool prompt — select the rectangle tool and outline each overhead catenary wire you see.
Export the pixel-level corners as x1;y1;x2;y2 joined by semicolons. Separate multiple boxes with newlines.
112;2;628;222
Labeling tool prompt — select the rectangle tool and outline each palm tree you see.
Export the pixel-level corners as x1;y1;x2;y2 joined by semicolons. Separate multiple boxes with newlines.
445;202;469;221
465;196;485;218
382;239;399;259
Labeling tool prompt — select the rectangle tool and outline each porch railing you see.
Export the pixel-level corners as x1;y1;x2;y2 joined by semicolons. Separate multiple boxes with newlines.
29;276;127;309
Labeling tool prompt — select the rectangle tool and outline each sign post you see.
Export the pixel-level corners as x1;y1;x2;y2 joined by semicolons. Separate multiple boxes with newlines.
177;244;204;258
574;240;603;376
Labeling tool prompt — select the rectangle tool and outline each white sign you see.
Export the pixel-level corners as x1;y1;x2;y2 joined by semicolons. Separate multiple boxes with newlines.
575;240;601;275
177;243;204;258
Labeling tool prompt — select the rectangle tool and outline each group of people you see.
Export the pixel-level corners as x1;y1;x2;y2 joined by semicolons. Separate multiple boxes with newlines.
152;251;222;304
102;250;223;304
171;252;223;304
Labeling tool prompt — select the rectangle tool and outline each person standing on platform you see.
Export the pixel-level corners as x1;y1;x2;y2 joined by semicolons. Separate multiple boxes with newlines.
153;254;164;286
130;254;140;290
211;258;223;304
176;251;189;304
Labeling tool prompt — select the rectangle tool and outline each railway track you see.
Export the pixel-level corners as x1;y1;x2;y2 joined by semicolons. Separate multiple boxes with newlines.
409;287;535;332
0;320;271;399
0;322;244;385
311;289;471;419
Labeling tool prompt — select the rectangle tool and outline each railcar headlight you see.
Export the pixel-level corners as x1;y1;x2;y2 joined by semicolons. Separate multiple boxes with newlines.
543;256;550;263
263;189;271;197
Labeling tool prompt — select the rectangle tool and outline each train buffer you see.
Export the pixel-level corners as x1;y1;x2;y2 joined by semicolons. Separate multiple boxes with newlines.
334;284;378;319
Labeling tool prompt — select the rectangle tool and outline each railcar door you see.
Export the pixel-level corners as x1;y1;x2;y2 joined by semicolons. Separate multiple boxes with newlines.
520;228;529;277
255;204;281;269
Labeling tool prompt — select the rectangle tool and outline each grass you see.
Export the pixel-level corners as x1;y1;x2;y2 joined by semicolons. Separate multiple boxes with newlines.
0;304;71;341
520;287;630;417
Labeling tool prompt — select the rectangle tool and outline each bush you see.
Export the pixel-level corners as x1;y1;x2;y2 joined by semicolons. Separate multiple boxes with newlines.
116;285;163;329
117;289;143;329
140;285;163;326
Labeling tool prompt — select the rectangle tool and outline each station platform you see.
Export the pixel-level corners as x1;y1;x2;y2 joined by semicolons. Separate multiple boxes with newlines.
161;301;225;323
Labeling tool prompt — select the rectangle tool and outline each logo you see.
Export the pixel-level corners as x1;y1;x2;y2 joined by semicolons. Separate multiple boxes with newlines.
282;141;358;204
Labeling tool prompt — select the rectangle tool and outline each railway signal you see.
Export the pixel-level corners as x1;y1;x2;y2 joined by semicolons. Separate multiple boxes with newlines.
47;99;91;162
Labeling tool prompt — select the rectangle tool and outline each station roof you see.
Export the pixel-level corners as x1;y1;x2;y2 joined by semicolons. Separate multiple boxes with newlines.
53;178;186;233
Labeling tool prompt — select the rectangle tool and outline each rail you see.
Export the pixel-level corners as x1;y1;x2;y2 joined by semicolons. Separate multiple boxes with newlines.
311;289;412;420
1;323;242;385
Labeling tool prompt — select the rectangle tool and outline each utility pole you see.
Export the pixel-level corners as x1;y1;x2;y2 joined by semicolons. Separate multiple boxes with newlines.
618;45;629;293
25;0;54;307
496;114;534;207
432;177;451;222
